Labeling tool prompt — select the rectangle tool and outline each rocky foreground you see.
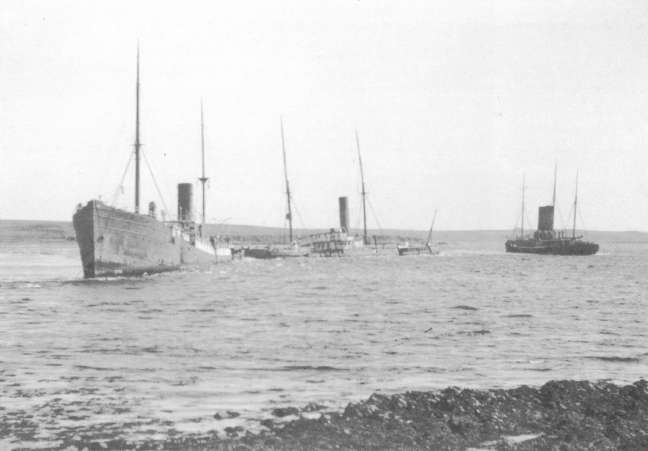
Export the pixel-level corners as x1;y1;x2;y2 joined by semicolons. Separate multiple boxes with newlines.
50;379;648;451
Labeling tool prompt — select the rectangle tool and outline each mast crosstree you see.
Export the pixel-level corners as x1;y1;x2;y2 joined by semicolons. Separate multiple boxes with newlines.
199;101;209;232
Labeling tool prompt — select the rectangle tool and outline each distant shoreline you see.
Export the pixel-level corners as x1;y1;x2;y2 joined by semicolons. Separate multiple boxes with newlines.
1;219;647;246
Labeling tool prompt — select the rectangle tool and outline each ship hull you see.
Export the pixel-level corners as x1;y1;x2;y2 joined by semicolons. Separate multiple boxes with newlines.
73;200;217;278
397;245;439;256
505;239;599;256
243;246;309;259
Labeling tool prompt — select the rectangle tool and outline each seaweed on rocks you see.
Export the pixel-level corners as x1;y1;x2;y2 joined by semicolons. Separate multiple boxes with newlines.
28;379;648;450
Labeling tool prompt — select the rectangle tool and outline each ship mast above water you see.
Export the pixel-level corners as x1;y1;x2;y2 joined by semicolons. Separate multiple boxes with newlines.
552;162;557;207
426;209;438;245
134;46;141;214
520;174;526;238
355;130;368;246
199;101;209;232
280;118;293;243
572;171;579;239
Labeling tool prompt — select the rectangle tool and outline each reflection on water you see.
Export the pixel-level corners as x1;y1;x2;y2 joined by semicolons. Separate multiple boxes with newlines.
0;239;647;447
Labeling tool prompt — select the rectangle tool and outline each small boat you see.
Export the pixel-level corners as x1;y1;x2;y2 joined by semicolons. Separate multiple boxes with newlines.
397;210;440;256
244;119;308;259
505;167;598;256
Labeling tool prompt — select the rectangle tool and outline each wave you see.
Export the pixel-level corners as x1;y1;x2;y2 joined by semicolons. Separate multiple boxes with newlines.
279;365;346;372
586;356;641;363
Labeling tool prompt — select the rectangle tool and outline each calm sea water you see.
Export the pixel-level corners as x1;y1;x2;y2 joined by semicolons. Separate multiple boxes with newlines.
1;238;647;448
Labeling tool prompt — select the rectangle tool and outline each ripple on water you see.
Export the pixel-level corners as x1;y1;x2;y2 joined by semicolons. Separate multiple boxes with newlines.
1;240;647;447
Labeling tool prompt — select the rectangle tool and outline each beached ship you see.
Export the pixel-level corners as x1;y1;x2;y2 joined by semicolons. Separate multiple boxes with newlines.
243;119;308;259
397;210;440;256
73;51;228;278
505;168;598;256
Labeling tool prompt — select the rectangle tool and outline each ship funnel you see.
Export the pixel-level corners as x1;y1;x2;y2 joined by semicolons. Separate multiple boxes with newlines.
338;196;349;232
178;183;193;222
537;205;554;231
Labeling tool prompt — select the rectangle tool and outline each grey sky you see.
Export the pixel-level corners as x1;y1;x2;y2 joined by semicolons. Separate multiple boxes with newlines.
1;0;647;231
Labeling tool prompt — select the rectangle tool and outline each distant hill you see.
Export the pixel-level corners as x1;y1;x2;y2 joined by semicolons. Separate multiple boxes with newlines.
1;219;647;246
0;220;75;243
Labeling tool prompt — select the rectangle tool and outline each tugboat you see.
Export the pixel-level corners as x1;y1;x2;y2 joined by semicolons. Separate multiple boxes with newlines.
73;50;225;278
397;209;440;256
505;168;598;256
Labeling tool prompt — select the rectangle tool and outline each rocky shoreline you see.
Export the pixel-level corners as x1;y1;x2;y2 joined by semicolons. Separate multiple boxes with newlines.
44;379;648;450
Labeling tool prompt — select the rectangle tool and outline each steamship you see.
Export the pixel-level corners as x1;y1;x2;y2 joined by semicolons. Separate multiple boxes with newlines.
305;196;359;256
73;51;227;278
505;169;598;256
306;131;375;256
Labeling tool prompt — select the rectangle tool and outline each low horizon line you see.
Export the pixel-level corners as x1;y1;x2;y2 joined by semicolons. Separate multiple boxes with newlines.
0;218;646;235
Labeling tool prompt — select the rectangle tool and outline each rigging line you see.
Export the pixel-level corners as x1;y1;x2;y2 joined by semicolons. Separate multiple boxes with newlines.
367;197;383;233
140;149;169;216
110;151;135;207
525;212;533;235
291;198;307;231
577;208;587;233
555;206;566;231
564;205;574;234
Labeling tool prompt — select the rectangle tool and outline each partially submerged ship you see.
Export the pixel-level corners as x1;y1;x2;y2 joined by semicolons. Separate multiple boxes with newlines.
243;119;308;259
73;51;229;278
308;130;382;257
307;197;362;256
505;168;598;256
397;210;440;256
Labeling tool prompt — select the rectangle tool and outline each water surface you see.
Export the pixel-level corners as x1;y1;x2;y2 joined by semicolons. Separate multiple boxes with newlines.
1;238;647;448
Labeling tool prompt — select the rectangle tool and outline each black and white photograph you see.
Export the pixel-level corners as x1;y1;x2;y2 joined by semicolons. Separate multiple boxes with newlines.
1;1;647;449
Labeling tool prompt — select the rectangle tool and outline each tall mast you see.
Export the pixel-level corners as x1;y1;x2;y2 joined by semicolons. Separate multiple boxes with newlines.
355;130;368;245
552;162;557;207
134;46;141;213
280;118;293;243
199;100;209;232
572;171;579;239
520;174;525;237
425;209;438;244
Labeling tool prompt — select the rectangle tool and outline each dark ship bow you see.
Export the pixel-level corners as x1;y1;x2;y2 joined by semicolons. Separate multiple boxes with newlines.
73;200;182;278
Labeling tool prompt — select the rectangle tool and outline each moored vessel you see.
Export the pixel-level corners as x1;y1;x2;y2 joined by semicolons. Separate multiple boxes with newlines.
505;168;598;256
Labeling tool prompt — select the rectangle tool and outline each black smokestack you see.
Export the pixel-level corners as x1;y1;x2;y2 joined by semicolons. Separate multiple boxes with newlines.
339;196;349;232
537;205;554;231
178;183;193;222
